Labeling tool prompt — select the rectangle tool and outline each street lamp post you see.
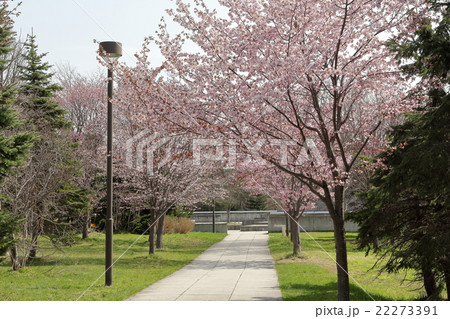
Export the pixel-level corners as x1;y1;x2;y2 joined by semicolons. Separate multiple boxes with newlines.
99;41;122;287
212;198;216;233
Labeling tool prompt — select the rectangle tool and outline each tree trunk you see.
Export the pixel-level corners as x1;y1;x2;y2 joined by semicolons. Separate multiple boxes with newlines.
27;206;43;263
27;229;39;263
444;269;450;301
422;264;438;299
82;211;90;239
329;186;350;301
373;236;379;251
9;245;21;271
156;213;165;249
285;214;290;238
290;216;301;255
333;217;350;301
149;225;155;254
82;222;89;239
148;212;156;255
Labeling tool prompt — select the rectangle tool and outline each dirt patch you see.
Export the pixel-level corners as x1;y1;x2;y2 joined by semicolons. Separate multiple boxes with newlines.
277;254;337;272
277;255;308;264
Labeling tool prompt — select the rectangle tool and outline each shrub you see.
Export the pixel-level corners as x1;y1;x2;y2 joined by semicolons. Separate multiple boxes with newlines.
163;216;194;234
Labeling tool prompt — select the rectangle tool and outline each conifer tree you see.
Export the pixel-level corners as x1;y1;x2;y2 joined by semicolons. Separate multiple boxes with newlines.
0;3;33;256
4;33;88;267
246;194;267;211
351;0;450;300
18;34;70;129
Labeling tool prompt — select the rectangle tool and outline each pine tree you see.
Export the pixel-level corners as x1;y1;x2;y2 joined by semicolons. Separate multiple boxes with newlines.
0;4;33;256
351;103;449;300
351;1;450;300
4;33;88;266
18;34;70;130
247;194;267;210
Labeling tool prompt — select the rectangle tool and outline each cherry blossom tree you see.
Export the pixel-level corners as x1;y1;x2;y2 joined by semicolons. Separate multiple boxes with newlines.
56;69;105;134
112;137;222;254
115;64;226;254
242;166;316;254
56;66;106;239
121;0;429;300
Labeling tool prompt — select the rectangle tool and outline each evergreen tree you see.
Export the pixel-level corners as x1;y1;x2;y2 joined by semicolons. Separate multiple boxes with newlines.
351;103;449;300
0;3;33;255
247;194;267;210
351;1;450;300
4;33;88;267
0;209;23;255
0;5;33;182
18;34;70;130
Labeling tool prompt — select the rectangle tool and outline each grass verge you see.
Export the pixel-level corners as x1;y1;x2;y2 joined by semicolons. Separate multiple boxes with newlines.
269;232;432;301
0;232;226;301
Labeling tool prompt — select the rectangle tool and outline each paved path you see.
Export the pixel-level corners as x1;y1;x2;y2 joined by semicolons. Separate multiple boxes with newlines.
126;231;282;301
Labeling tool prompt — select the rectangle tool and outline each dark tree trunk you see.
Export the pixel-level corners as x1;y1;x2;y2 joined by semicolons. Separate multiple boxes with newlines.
82;222;89;239
148;211;156;255
28;206;43;263
329;186;350;301
333;216;350;301
82;211;91;239
285;214;290;238
28;229;39;262
149;225;155;254
10;245;21;271
156;213;165;249
422;265;438;299
290;216;301;255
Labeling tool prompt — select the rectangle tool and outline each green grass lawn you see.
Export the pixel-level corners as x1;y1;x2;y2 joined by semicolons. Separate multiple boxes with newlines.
0;232;226;301
269;232;438;301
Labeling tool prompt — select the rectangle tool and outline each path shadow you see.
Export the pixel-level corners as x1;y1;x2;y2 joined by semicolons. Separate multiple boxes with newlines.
186;259;275;270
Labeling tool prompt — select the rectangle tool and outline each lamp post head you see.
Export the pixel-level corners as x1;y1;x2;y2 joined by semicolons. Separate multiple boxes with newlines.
99;41;122;63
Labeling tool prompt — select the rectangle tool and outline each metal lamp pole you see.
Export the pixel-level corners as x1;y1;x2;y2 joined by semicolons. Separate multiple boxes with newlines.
99;41;122;287
212;198;216;233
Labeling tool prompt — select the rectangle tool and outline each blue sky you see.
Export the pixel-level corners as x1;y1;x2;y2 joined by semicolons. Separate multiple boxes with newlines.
11;0;219;75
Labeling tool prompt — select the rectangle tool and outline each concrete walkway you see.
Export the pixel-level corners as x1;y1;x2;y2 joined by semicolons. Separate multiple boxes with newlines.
126;231;282;301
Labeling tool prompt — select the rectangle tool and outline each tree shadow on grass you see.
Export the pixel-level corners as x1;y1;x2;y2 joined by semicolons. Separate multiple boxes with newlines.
113;238;148;247
281;282;394;301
